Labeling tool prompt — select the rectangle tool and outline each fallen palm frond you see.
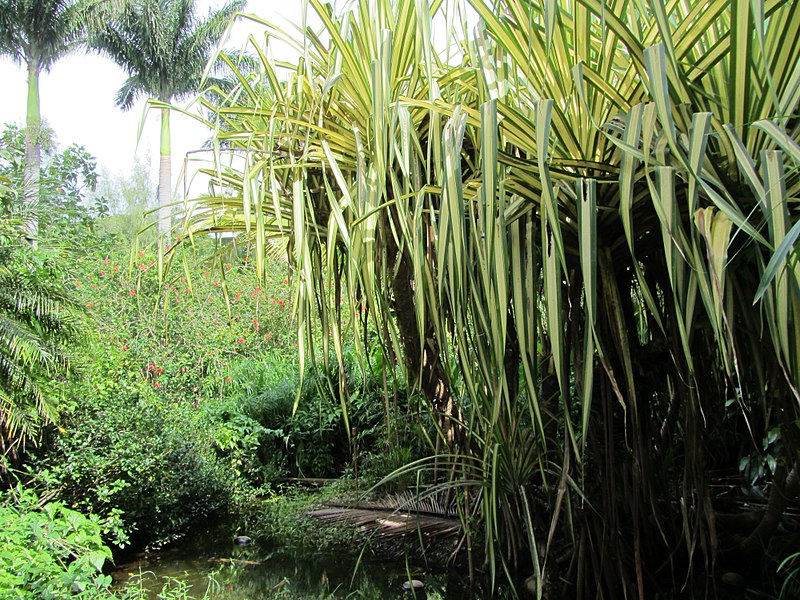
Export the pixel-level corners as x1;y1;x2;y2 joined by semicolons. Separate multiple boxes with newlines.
308;506;461;541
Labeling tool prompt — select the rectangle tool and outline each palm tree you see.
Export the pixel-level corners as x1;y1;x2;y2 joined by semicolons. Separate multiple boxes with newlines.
0;216;79;460
91;0;245;243
0;0;111;248
183;0;800;596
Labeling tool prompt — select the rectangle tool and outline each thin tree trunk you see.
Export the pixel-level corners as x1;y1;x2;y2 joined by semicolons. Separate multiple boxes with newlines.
23;59;41;248
158;106;172;241
387;233;463;449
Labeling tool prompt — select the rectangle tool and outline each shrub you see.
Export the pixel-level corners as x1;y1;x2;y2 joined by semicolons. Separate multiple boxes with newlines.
34;384;231;549
0;486;113;599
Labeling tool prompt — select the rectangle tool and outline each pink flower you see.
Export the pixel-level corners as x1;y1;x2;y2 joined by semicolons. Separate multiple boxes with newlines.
283;278;288;284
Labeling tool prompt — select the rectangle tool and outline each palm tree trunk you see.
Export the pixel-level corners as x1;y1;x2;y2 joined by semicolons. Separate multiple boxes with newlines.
23;59;41;248
158;107;172;241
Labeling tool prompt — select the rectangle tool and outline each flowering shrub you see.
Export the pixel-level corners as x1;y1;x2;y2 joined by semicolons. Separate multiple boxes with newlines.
28;237;301;546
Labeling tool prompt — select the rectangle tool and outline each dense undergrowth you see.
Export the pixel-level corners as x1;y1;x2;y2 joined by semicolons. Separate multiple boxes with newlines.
0;124;428;597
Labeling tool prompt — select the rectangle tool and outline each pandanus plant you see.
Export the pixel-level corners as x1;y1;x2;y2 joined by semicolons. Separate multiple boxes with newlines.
181;0;800;596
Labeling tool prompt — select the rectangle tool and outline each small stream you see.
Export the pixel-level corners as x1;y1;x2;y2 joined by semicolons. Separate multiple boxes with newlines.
111;520;474;599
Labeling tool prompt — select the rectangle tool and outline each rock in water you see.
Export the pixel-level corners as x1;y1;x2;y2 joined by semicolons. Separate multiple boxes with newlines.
721;572;746;588
524;575;536;596
402;579;425;593
233;535;252;546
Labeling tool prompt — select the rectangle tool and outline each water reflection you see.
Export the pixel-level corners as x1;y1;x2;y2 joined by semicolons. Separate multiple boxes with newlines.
111;522;476;599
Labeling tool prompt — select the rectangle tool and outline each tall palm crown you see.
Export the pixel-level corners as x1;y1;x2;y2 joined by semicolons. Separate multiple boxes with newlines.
0;0;108;248
0;0;97;70
93;0;245;108
92;0;245;241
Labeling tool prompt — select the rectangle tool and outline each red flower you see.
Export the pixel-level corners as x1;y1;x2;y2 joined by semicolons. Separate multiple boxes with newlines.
252;318;258;324
138;250;144;257
181;367;186;373
225;265;231;271
165;245;171;252
283;278;288;284
234;293;240;300
99;270;106;276
225;377;231;383
103;257;109;265
255;286;261;292
265;333;271;340
237;337;245;344
255;325;260;331
156;367;164;375
86;301;94;308
74;281;80;287
122;345;128;351
154;381;160;389
148;363;156;372
213;282;219;287
129;290;136;297
113;265;120;272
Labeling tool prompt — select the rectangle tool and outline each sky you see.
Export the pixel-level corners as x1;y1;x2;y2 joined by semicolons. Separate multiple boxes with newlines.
0;1;308;188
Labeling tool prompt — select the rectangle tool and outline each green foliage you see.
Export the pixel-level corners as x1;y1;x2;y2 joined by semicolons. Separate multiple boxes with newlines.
778;550;800;600
95;158;156;245
0;123;108;244
27;234;317;547
0;486;113;599
36;384;231;549
0;221;81;452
